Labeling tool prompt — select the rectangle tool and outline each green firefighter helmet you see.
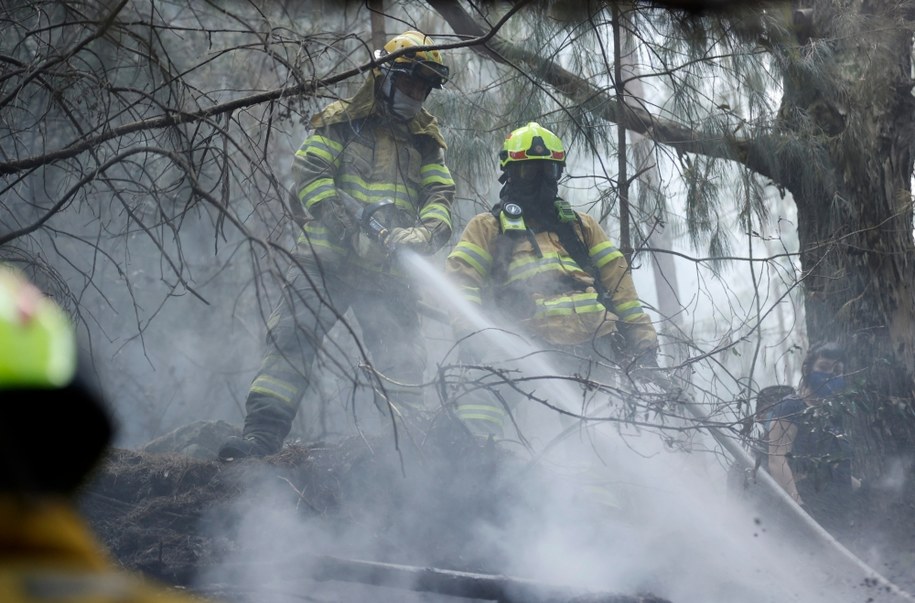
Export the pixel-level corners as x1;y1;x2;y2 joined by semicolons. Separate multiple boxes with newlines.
499;122;566;169
0;265;76;389
0;264;112;495
374;30;449;88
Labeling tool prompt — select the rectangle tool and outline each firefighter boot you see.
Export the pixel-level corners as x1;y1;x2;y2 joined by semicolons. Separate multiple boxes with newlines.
217;434;279;461
217;394;291;461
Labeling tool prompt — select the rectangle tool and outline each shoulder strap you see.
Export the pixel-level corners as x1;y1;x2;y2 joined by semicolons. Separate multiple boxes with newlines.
491;233;514;286
554;214;612;306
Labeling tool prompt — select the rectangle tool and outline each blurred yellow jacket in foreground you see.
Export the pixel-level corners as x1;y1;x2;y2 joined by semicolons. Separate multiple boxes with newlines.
0;499;207;602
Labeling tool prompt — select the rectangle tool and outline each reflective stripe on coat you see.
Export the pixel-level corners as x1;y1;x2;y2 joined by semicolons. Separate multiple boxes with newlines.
446;211;657;351
293;73;455;267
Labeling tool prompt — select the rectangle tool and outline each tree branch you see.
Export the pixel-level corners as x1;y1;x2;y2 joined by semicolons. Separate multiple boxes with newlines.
0;6;529;176
428;0;786;183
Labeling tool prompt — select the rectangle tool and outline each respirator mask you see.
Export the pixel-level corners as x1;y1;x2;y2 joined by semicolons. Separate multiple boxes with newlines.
501;161;562;222
379;71;429;121
807;371;847;398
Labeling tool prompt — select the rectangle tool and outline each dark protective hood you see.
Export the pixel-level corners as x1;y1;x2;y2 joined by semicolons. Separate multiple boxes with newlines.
0;362;113;496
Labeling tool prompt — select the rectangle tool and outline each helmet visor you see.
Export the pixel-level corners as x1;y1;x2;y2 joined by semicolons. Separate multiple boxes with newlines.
508;160;563;182
393;73;434;100
389;60;449;88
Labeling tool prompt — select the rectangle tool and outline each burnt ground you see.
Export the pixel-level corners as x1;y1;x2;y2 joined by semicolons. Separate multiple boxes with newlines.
79;444;336;586
76;420;915;603
77;419;566;603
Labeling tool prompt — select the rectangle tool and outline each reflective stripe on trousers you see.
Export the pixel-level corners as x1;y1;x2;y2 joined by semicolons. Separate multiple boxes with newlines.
242;254;425;440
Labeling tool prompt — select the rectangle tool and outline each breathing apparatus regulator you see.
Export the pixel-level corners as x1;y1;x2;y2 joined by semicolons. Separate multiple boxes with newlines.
496;199;577;234
492;195;577;263
498;202;525;233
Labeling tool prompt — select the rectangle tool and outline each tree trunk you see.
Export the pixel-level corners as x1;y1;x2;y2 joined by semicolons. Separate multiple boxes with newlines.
368;0;386;53
618;11;684;361
779;0;915;471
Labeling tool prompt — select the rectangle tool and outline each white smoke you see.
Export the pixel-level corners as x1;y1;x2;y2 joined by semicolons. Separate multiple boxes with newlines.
192;251;909;603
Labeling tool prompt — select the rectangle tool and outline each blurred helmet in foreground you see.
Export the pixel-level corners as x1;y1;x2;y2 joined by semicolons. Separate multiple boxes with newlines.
0;265;112;495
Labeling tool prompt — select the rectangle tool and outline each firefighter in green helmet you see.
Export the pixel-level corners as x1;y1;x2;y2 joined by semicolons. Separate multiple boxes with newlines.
218;31;455;460
0;264;216;603
445;122;659;439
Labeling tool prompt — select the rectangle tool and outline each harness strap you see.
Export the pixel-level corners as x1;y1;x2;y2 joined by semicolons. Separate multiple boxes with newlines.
490;202;606;294
553;215;612;306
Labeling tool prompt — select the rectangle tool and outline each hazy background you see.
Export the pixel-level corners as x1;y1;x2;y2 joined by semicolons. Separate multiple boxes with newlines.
5;2;885;602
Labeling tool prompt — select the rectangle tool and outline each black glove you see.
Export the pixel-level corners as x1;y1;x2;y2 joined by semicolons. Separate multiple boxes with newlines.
313;198;357;245
634;348;659;369
630;348;674;394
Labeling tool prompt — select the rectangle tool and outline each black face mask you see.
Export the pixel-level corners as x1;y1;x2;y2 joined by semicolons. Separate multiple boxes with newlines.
501;163;561;223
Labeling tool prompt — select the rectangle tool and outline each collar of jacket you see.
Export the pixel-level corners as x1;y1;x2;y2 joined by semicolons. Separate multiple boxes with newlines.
309;72;447;149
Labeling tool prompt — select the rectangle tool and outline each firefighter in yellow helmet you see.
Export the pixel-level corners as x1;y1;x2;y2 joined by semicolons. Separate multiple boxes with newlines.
0;265;213;602
219;31;455;459
444;123;659;439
